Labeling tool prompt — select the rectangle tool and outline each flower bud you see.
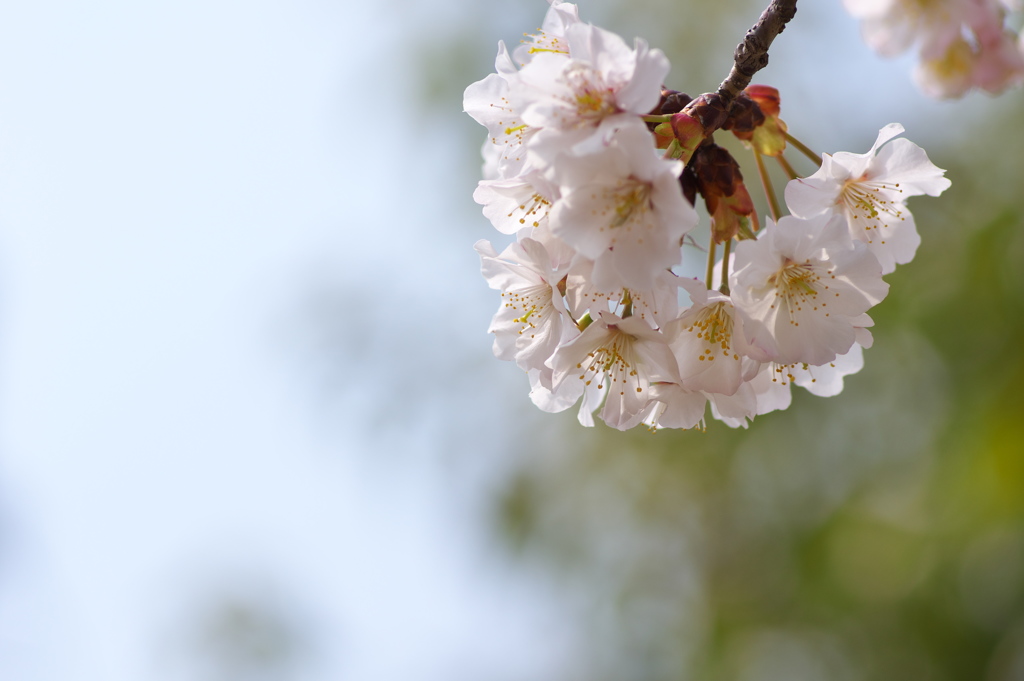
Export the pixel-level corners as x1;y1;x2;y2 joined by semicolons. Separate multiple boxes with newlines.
722;92;765;137
657;88;692;114
740;84;787;156
664;112;705;163
681;92;730;133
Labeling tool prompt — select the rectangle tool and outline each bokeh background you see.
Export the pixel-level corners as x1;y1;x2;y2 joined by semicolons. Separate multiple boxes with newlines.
1;0;1022;679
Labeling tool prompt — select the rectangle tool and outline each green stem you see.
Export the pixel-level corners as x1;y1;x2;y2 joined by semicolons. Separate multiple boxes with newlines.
719;239;732;294
621;290;634;318
642;114;673;123
705;239;717;290
754;149;782;223
776;154;799;180
785;132;822;166
663;138;683;160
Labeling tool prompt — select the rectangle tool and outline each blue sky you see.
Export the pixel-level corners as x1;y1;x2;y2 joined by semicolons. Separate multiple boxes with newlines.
0;1;572;679
0;1;976;679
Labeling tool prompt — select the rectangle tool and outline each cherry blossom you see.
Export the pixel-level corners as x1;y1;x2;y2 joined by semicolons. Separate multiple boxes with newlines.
466;2;950;429
513;1;581;66
473;169;559;237
548;311;680;429
730;214;889;367
641;382;709;431
667;280;765;397
787;343;866;397
708;363;793;429
546;122;696;291
463;42;535;180
843;0;1024;97
564;264;682;329
510;22;669;150
476;238;577;383
843;0;967;58
785;123;951;274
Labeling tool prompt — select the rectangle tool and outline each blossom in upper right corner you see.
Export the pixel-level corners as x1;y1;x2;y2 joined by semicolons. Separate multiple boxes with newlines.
843;0;1024;97
784;123;951;274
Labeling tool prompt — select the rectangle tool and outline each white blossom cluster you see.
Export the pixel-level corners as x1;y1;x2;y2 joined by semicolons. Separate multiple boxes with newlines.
844;0;1024;97
465;2;950;430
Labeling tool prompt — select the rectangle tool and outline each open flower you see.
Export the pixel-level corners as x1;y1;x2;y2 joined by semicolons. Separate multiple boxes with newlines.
785;123;951;273
666;280;765;396
465;5;952;429
463;42;536;180
842;0;1024;97
476;238;577;384
842;0;967;59
547;122;696;291
513;1;581;66
511;22;669;149
641;382;708;431
708;362;793;428
549;311;680;429
730;214;889;367
473;169;559;237
785;343;866;397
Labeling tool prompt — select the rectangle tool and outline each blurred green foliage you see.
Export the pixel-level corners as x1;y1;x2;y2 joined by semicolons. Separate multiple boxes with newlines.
437;1;1024;678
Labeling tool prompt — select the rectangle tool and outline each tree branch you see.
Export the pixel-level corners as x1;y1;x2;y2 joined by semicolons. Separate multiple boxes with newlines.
675;0;798;145
717;0;798;107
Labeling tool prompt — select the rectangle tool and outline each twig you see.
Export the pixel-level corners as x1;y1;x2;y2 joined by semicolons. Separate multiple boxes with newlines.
753;149;782;222
717;0;799;110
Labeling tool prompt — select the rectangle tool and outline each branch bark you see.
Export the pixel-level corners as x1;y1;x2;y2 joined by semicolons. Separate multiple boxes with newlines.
717;0;799;107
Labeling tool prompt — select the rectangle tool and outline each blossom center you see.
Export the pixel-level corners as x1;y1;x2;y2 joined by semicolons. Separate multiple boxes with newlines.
839;177;905;243
929;38;973;80
575;333;644;395
557;64;620;126
595;180;652;232
687;302;739;362
523;30;569;57
489;95;531;165
508;193;553;228
502;284;553;337
768;259;831;324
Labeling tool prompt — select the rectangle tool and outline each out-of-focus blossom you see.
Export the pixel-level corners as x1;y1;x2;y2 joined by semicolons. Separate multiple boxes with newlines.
843;0;1024;97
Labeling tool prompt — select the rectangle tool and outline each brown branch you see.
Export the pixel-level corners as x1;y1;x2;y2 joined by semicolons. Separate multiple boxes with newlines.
717;0;798;106
676;0;798;145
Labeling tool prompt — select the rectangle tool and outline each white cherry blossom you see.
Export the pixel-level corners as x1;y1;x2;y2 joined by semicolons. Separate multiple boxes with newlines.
465;5;951;429
463;42;535;180
730;214;889;367
510;22;668;148
842;0;1024;97
549;311;680;429
913;37;975;98
787;343;866;397
666;280;765;397
565;263;682;328
785;123;951;273
476;238;577;384
547;122;696;291
641;382;709;431
708;363;793;429
473;169;559;237
513;1;581;66
842;0;967;58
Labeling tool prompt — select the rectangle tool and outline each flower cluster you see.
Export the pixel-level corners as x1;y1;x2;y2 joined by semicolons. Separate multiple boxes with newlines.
465;2;950;430
843;0;1024;97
